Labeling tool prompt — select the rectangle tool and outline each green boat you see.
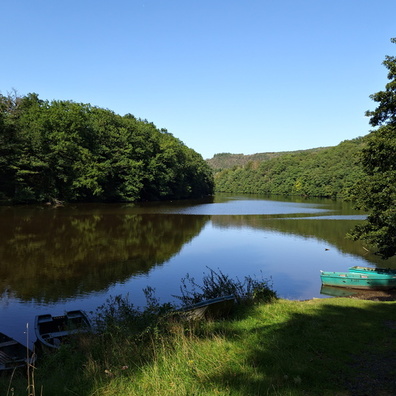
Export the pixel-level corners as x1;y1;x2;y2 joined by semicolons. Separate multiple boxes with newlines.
348;266;396;275
320;270;396;290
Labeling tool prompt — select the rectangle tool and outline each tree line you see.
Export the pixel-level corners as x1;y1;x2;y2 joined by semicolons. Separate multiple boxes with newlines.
211;138;365;199
0;93;214;203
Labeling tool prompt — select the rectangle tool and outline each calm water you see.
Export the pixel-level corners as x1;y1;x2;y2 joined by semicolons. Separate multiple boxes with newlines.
1;194;395;346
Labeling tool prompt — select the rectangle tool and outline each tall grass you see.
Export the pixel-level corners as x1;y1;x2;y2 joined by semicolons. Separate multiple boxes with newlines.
174;267;277;305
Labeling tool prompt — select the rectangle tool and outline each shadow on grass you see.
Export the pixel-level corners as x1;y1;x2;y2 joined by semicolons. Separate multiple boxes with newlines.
207;299;396;395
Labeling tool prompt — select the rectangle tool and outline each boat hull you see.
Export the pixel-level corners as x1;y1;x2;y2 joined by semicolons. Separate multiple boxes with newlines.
320;271;396;290
0;332;35;372
35;310;92;350
178;295;236;320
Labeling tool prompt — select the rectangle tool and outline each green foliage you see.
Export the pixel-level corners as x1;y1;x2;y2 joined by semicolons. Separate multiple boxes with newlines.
350;125;396;257
174;267;277;305
366;38;396;127
93;289;176;340
213;138;365;198
350;39;396;258
0;92;214;203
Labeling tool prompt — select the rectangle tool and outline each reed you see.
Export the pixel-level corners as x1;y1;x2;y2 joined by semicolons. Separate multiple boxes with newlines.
4;323;38;396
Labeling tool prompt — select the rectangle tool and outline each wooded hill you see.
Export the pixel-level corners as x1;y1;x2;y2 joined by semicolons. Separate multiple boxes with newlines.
207;147;331;172
209;137;366;198
0;93;214;204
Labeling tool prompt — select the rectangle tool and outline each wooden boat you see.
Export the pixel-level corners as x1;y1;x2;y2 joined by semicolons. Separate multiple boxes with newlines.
35;310;92;350
349;266;396;275
0;332;35;372
178;295;236;320
320;270;396;290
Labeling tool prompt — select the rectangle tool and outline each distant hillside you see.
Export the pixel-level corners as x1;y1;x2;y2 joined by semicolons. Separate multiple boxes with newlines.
207;147;331;171
211;138;366;198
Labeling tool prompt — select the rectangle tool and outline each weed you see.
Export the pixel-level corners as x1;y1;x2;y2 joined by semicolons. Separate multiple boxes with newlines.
174;267;277;306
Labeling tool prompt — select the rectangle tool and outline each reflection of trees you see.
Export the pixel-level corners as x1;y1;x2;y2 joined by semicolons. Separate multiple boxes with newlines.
0;206;209;302
211;215;396;267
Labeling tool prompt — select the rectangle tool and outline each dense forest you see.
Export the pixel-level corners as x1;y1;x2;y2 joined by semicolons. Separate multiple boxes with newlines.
0;92;214;204
210;138;366;198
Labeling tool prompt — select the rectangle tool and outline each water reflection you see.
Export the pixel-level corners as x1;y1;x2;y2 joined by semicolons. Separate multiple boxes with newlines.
320;285;359;298
1;195;396;344
211;215;368;259
0;207;208;302
155;199;330;216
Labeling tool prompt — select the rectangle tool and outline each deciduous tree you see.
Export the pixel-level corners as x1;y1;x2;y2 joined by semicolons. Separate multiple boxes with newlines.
350;38;396;258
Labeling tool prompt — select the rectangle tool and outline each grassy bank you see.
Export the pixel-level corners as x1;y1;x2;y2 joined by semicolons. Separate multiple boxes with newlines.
2;296;396;395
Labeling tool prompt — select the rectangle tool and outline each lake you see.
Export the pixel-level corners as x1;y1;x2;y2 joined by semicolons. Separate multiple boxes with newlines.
1;194;395;346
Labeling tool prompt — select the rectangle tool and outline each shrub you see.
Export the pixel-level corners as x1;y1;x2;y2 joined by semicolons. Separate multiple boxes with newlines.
173;267;277;306
93;287;176;339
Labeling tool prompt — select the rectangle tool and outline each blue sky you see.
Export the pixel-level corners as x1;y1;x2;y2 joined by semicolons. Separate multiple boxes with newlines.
1;1;395;159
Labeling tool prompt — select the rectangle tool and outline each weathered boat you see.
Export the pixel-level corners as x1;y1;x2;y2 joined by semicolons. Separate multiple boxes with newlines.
0;332;35;372
178;295;236;320
349;266;396;275
35;310;92;350
320;270;396;290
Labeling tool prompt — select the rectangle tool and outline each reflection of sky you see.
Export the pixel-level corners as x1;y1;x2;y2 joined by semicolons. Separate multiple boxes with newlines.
158;200;330;215
286;215;367;220
113;221;369;306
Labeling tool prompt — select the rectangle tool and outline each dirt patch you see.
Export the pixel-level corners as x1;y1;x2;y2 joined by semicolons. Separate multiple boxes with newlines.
348;290;396;301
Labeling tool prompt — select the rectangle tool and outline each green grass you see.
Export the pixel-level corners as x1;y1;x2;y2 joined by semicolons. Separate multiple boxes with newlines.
2;297;396;395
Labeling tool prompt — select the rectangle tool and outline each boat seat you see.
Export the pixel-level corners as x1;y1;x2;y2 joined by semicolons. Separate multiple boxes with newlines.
43;329;82;339
0;350;10;364
37;314;53;324
0;340;19;348
67;311;83;319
